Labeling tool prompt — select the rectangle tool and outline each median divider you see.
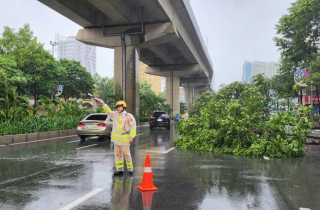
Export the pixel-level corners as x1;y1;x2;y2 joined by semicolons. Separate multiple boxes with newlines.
13;134;26;144
308;129;320;138
58;130;68;137
49;131;59;139
0;135;12;145
0;129;78;146
67;129;77;136
39;132;50;140
286;125;320;139
27;133;39;142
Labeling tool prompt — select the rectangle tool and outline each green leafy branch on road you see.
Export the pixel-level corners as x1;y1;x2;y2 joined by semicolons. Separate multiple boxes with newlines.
174;82;312;158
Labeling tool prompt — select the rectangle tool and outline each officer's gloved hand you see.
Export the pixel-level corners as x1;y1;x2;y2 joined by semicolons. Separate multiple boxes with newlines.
96;99;104;105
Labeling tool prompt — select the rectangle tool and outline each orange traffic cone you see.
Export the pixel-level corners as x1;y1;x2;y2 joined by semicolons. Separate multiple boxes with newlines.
140;191;155;210
137;154;158;191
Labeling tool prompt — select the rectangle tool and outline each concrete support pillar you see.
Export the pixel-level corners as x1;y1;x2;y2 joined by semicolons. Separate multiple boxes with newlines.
166;72;180;117
114;46;140;119
183;84;193;110
192;87;195;103
194;89;201;100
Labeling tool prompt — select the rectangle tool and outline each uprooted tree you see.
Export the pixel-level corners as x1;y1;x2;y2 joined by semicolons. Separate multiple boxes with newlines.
174;81;312;158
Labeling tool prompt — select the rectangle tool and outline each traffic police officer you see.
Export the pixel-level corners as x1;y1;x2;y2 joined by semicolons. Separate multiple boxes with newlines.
97;99;136;175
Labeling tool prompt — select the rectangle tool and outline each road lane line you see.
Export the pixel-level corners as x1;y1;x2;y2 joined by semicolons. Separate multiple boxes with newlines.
8;135;79;146
9;142;28;145
162;147;175;154
140;150;161;154
299;208;310;210
67;140;80;143
0;166;60;186
76;144;98;150
59;188;104;210
136;133;144;136
137;125;149;127
29;135;78;142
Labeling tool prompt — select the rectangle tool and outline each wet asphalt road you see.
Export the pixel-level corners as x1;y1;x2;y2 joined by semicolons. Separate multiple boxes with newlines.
0;125;320;210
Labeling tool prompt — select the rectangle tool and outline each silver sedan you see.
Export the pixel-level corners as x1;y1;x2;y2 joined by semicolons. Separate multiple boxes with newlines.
77;113;112;141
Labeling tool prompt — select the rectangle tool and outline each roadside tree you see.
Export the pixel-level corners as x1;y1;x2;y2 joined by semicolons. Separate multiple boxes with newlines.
0;24;66;103
93;73;116;105
59;59;94;100
274;0;320;66
139;82;172;118
270;58;297;108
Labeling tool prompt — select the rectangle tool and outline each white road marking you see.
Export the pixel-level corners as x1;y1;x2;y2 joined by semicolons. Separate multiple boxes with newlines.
9;142;28;145
263;156;270;160
299;208;311;210
0;145;6;147
8;135;79;146
76;144;98;150
162;147;175;154
137;125;149;127
0;166;60;186
67;140;80;143
140;150;160;154
136;133;144;136
59;188;104;210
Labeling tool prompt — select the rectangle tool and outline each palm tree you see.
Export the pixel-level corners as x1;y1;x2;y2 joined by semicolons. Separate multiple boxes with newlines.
0;80;32;121
0;79;10;120
10;88;33;120
38;95;55;118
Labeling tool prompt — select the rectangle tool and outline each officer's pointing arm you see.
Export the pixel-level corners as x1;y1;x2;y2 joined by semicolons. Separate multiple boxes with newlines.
97;99;116;118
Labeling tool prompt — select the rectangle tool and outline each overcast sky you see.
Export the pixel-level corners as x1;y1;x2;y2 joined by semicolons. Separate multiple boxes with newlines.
0;0;295;90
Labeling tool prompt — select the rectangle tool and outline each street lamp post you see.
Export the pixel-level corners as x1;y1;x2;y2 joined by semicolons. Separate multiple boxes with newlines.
310;65;313;109
310;63;315;121
49;41;58;58
50;41;58;100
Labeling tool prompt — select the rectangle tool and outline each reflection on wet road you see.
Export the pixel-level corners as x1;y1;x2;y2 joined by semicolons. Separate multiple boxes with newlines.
0;125;320;210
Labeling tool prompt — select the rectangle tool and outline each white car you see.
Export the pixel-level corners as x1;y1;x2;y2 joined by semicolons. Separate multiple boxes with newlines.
77;113;113;141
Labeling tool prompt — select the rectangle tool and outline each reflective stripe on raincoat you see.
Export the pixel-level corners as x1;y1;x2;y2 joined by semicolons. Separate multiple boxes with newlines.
103;104;136;145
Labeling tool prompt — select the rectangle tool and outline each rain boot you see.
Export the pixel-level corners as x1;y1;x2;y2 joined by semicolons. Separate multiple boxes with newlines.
114;171;123;176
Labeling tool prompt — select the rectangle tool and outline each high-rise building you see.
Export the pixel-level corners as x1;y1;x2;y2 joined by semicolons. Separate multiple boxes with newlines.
242;60;278;83
139;62;162;94
56;34;96;75
161;77;166;93
242;61;252;83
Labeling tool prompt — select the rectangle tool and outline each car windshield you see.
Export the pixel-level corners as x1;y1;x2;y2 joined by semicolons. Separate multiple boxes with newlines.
86;115;108;121
153;112;168;118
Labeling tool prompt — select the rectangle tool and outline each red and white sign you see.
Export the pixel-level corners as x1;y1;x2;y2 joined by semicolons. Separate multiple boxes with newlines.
299;95;320;104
